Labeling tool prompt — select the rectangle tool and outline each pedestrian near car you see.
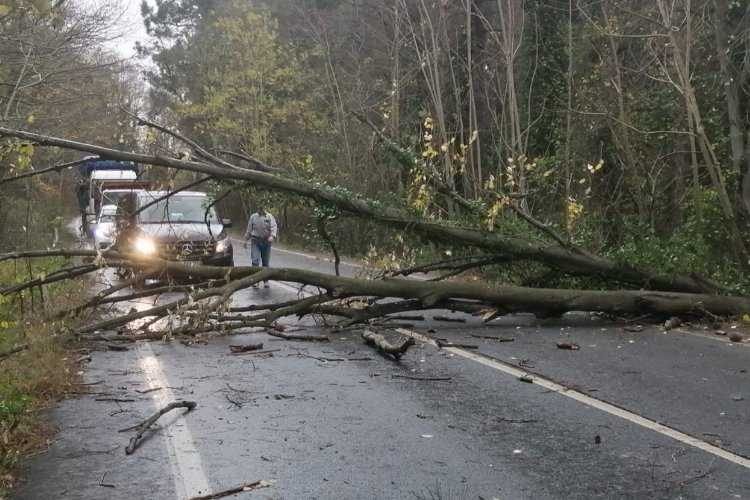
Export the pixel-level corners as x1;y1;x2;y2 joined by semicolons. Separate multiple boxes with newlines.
243;205;278;287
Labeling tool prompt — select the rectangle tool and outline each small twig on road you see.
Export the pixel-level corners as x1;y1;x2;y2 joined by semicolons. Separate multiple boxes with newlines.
98;471;115;488
392;374;452;381
135;387;163;395
225;383;252;394
497;417;537;423
433;315;467;323
95;398;136;403
470;334;515;342
267;331;329;342
121;401;197;455
297;352;372;362
188;480;274;500
230;348;280;356
225;393;245;409
229;342;263;353
385;315;425;322
106;344;129;352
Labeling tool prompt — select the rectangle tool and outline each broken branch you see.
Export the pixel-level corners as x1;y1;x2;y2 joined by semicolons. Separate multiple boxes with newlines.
122;401;197;455
362;329;415;359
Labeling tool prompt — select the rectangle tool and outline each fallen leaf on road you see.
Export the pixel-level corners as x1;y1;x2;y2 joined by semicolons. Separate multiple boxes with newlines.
556;342;580;350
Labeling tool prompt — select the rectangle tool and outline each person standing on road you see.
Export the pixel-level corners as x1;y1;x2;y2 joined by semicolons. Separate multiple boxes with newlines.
243;205;278;288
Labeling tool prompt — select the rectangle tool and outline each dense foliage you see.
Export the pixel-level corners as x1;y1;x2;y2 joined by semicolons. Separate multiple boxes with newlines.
138;0;750;289
0;0;142;250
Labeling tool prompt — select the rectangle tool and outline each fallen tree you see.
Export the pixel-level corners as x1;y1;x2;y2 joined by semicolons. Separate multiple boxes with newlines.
0;121;747;343
1;251;748;342
0;125;728;294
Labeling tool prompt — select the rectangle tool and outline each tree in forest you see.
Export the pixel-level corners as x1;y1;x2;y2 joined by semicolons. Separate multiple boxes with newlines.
0;0;142;250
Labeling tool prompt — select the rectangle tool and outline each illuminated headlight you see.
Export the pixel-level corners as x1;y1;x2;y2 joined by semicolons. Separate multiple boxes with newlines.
216;238;231;253
134;237;157;255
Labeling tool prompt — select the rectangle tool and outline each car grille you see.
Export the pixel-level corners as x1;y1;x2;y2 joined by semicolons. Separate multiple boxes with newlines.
159;240;215;261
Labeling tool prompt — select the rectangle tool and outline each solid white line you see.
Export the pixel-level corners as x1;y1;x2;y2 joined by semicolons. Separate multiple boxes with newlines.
235;240;750;469
396;328;750;470
138;343;212;499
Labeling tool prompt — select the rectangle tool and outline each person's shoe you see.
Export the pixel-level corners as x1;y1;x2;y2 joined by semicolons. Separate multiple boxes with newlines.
263;281;270;288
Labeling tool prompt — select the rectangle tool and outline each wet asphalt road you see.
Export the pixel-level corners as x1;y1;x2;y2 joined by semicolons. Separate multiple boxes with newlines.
14;242;750;499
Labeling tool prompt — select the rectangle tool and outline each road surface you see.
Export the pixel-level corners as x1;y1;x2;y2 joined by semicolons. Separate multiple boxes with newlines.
15;242;750;499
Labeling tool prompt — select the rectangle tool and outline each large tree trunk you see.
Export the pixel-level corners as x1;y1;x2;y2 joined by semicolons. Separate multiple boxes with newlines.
3;251;748;332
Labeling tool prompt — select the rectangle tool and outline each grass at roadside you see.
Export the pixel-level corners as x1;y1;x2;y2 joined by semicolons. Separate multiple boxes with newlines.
0;259;86;494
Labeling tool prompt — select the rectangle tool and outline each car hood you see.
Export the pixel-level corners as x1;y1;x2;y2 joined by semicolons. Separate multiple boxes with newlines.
137;223;225;242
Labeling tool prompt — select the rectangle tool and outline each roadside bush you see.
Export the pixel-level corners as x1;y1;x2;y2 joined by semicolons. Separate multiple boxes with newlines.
0;260;84;493
605;189;746;294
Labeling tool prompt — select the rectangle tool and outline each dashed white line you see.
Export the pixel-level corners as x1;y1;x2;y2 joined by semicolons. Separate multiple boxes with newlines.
138;342;212;499
397;328;750;471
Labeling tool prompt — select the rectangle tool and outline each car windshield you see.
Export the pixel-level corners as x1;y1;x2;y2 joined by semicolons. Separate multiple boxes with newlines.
139;195;218;224
98;206;117;223
102;191;131;207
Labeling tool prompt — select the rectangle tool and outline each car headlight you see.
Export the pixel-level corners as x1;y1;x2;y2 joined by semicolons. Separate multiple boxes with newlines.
216;237;231;253
134;237;156;255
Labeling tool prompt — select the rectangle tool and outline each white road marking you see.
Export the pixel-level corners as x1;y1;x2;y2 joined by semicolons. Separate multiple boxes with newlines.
230;237;361;269
269;273;750;468
230;239;750;469
138;342;212;499
396;328;750;470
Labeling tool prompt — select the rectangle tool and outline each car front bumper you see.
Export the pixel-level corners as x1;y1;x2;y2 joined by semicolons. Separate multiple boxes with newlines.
202;247;233;266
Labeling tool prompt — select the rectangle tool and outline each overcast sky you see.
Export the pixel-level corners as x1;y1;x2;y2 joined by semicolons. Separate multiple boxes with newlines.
76;0;152;59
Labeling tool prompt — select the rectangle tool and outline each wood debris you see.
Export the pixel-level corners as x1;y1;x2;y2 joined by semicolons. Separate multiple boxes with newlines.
229;342;263;353
188;480;274;500
120;401;197;455
362;329;415;359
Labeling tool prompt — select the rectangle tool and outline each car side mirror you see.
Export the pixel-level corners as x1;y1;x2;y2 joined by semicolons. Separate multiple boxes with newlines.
222;218;233;228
